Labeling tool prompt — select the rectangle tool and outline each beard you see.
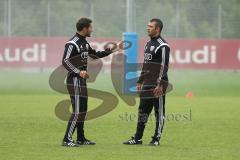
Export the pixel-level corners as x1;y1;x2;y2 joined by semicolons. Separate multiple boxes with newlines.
148;32;154;37
148;31;158;38
86;32;91;37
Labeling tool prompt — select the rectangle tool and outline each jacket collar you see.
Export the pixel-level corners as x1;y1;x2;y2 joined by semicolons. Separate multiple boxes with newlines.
76;32;86;39
150;35;161;41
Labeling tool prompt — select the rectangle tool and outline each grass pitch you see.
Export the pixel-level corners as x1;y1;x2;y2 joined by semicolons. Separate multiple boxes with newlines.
0;70;239;160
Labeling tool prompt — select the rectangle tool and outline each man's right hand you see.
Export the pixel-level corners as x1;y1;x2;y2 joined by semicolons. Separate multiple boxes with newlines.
80;71;89;79
136;83;142;92
105;41;124;53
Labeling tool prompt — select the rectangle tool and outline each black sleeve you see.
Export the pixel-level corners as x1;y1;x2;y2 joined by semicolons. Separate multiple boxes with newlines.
62;43;81;74
88;45;112;59
137;42;149;84
156;46;170;86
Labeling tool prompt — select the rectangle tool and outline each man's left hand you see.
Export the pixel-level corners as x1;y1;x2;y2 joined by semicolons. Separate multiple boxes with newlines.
153;85;163;98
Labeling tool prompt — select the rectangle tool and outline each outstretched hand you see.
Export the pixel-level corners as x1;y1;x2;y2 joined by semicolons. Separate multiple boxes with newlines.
105;41;124;53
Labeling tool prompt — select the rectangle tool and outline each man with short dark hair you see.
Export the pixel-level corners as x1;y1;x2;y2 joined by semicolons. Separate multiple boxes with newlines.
123;18;170;146
61;17;121;147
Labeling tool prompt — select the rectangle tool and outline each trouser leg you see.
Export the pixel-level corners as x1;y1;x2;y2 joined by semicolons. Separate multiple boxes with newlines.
76;78;88;141
153;95;165;139
134;98;154;140
63;76;81;142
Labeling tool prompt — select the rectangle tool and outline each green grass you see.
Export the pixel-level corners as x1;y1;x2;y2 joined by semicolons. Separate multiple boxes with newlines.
0;70;240;160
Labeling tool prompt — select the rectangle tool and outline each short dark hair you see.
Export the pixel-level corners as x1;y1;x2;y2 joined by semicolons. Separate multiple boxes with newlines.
150;18;163;32
76;17;92;31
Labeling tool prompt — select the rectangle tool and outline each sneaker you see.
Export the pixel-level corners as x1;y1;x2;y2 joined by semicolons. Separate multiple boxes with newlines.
149;137;160;146
123;136;142;145
76;138;96;145
62;140;79;147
